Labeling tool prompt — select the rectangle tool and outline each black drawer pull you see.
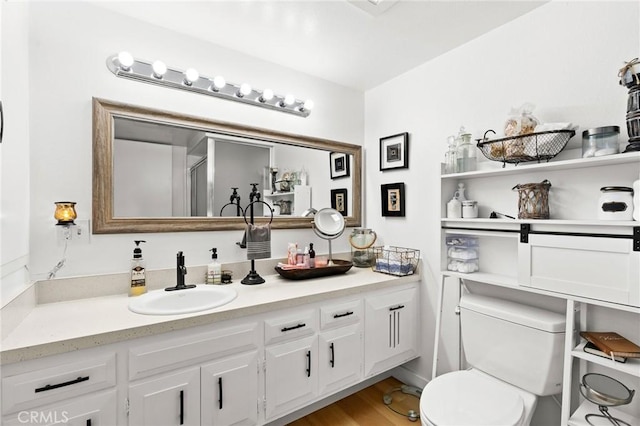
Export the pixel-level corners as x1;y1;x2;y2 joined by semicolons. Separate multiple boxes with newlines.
218;377;223;410
330;343;335;368
389;305;405;311
86;419;91;426
306;350;311;377
281;323;306;332
35;376;89;393
333;311;354;319
179;390;184;425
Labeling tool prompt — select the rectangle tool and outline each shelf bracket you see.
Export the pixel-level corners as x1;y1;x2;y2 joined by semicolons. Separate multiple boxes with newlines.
520;223;530;244
634;227;639;252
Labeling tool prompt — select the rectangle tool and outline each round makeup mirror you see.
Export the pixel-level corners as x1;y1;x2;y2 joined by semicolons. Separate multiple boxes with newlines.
580;373;635;426
304;208;346;266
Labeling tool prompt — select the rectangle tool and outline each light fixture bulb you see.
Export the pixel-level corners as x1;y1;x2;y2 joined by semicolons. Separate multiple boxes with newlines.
302;99;314;111
212;75;226;91
237;83;252;97
184;68;199;85
281;94;295;107
117;51;134;71
259;89;274;103
151;60;167;78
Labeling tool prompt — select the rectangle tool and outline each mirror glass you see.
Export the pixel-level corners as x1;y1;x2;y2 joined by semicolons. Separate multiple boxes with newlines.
93;98;362;233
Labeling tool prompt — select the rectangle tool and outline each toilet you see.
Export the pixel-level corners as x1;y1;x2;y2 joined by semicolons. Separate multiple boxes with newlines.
420;293;566;426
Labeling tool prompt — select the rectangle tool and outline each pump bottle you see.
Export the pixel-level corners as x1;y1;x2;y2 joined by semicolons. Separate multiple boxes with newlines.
130;240;147;296
207;248;222;284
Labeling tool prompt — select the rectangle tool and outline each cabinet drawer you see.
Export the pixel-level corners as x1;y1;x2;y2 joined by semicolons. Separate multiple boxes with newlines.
264;309;316;346
2;353;116;415
320;299;362;330
129;322;259;380
518;234;639;306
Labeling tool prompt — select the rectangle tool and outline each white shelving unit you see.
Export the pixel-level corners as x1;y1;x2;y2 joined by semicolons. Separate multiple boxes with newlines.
435;151;640;425
263;185;311;216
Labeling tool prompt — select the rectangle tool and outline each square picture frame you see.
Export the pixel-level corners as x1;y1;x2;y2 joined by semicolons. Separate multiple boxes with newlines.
379;132;409;171
331;188;348;216
330;151;350;179
381;182;405;217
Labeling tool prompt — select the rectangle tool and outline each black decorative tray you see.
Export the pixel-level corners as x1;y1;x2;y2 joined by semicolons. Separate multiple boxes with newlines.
476;130;575;167
275;259;353;280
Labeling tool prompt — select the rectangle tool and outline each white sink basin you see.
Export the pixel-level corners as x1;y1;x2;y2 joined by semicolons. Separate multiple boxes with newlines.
128;285;237;315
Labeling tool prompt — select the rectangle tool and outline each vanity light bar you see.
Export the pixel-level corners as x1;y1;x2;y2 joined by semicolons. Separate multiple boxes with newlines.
106;52;313;118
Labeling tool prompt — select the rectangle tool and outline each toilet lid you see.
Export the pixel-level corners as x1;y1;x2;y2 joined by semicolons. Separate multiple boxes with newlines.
420;370;524;426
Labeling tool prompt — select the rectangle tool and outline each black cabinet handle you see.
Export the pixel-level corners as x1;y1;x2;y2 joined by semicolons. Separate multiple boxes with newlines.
218;377;223;410
330;343;335;368
35;376;89;393
333;311;353;318
281;323;306;332
86;419;91;426
389;305;405;311
179;390;184;425
306;350;311;377
0;100;4;144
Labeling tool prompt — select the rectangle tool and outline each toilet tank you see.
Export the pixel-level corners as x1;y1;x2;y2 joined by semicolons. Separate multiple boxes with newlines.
459;293;566;396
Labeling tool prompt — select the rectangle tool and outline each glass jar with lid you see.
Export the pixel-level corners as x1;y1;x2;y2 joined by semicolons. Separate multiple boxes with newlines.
455;127;476;172
444;135;457;174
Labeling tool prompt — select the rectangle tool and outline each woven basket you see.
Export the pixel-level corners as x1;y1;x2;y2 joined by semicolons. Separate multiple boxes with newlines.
512;180;551;219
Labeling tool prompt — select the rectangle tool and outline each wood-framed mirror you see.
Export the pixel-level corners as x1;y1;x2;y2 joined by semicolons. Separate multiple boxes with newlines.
92;98;362;233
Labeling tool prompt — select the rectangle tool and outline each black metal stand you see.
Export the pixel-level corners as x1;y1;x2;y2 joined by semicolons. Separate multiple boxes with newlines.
242;184;266;285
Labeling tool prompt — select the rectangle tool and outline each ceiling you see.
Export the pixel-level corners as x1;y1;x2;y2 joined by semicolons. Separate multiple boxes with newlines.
93;0;546;91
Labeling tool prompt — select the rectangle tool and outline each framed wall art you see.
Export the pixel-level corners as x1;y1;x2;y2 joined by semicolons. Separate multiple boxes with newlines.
381;182;405;217
330;151;350;179
379;132;408;171
331;188;348;216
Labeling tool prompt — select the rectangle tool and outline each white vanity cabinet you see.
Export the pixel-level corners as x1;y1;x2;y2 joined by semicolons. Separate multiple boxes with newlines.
1;352;118;426
364;287;418;377
264;309;318;420
201;351;259;426
128;367;201;426
318;300;363;395
127;320;261;426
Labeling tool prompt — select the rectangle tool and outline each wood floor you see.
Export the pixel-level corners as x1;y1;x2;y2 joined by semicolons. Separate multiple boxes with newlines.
288;377;421;426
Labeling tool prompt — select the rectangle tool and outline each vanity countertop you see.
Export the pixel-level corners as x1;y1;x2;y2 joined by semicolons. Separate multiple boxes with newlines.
1;267;419;365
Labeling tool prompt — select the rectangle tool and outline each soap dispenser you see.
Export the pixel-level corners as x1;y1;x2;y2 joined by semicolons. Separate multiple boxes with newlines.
130;240;147;296
207;248;222;285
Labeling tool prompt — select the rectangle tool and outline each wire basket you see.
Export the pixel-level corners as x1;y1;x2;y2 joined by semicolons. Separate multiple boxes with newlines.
477;130;575;167
372;246;420;276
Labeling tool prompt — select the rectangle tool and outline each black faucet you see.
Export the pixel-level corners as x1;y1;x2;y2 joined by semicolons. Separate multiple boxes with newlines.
165;251;196;291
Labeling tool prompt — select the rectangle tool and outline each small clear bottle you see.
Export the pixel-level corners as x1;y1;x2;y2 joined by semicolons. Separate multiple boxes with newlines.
444;135;458;174
207;248;222;284
455;127;477;173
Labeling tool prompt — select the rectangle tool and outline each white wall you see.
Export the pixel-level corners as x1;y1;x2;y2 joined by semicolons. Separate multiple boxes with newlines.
364;0;639;413
25;2;363;281
1;2;31;305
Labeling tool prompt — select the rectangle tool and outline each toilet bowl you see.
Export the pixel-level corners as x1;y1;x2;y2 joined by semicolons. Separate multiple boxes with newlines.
420;369;537;426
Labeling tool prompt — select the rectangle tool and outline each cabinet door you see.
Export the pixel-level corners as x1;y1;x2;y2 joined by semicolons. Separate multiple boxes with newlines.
265;335;318;420
2;389;117;426
364;287;418;377
519;234;639;306
129;367;200;426
318;324;362;395
201;351;259;426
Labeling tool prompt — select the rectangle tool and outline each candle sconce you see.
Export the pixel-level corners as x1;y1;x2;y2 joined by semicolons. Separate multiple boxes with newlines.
54;201;77;226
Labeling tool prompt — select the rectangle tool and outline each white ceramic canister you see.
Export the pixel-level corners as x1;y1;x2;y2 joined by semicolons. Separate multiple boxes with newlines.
598;186;634;220
447;195;462;218
462;200;478;218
